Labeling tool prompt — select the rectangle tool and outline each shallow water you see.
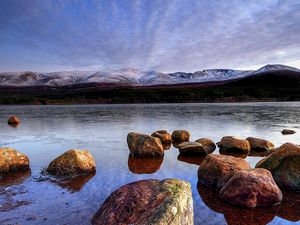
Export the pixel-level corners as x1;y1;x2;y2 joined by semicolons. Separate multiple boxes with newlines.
0;103;300;225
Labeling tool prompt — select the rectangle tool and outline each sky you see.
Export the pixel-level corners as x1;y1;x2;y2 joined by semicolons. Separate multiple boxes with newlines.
0;0;299;73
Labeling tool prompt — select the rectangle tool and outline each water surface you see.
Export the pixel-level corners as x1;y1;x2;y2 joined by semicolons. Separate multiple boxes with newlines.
0;103;300;225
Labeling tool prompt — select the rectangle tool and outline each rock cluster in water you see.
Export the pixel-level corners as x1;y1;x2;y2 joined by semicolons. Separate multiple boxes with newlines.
1;114;299;224
126;129;299;211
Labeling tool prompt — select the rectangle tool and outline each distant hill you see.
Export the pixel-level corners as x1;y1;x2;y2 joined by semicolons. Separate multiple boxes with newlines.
0;64;299;104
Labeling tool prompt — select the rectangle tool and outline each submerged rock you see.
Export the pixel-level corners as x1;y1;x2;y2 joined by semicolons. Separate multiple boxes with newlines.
47;149;96;176
128;155;163;174
195;138;216;154
0;148;30;175
281;129;296;135
246;137;274;151
91;179;193;225
219;168;282;208
178;142;207;155
7;115;20;126
171;130;190;143
151;130;172;144
127;132;164;157
256;142;300;191
198;154;251;190
217;136;250;154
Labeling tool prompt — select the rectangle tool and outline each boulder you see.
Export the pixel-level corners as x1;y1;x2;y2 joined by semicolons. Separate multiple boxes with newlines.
256;142;300;191
171;130;190;143
47;149;96;176
0;148;30;175
91;179;193;225
151;130;172;144
246;137;274;151
197;182;278;225
127;132;164;158
178;142;207;155
219;168;282;208
217;136;250;153
128;155;163;174
195;138;216;154
7;115;20;125
198;154;251;190
281;129;296;135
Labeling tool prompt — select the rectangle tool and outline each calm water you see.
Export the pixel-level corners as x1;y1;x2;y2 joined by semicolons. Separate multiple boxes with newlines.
0;103;300;225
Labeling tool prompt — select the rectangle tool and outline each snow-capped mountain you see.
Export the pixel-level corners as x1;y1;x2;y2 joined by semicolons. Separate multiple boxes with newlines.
0;64;299;87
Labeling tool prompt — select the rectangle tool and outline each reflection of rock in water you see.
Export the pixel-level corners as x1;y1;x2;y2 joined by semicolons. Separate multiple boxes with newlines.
248;149;268;157
128;155;163;174
219;149;248;159
276;191;300;222
50;172;95;192
8;123;19;128
0;170;31;187
162;143;171;150
197;182;279;225
177;154;206;165
0;171;32;212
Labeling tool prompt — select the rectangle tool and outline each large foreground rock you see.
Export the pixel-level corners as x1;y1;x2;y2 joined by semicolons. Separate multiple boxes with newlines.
198;154;251;190
178;142;207;155
256;142;300;191
171;130;190;143
151;130;172;144
127;132;164;157
0;148;29;175
246;137;274;151
47;149;96;176
217;136;250;153
91;179;193;225
219;168;282;208
195;138;216;154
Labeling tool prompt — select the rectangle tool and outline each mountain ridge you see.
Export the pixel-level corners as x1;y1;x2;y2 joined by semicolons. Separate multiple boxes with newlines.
0;64;299;87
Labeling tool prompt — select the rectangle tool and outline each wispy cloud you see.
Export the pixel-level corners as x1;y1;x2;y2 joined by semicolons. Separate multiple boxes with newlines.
0;0;299;72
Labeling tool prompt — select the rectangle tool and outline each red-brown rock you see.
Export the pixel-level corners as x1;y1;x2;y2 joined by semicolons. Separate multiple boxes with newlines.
0;148;30;175
217;136;250;154
256;142;300;191
91;179;193;225
198;154;251;190
47;149;96;176
246;137;274;151
171;130;190;143
7;115;20;125
219;168;282;208
151;130;172;144
195;138;216;154
178;142;207;155
127;132;164;158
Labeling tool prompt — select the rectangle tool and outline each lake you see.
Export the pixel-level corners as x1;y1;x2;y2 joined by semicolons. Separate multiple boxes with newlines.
0;103;300;225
